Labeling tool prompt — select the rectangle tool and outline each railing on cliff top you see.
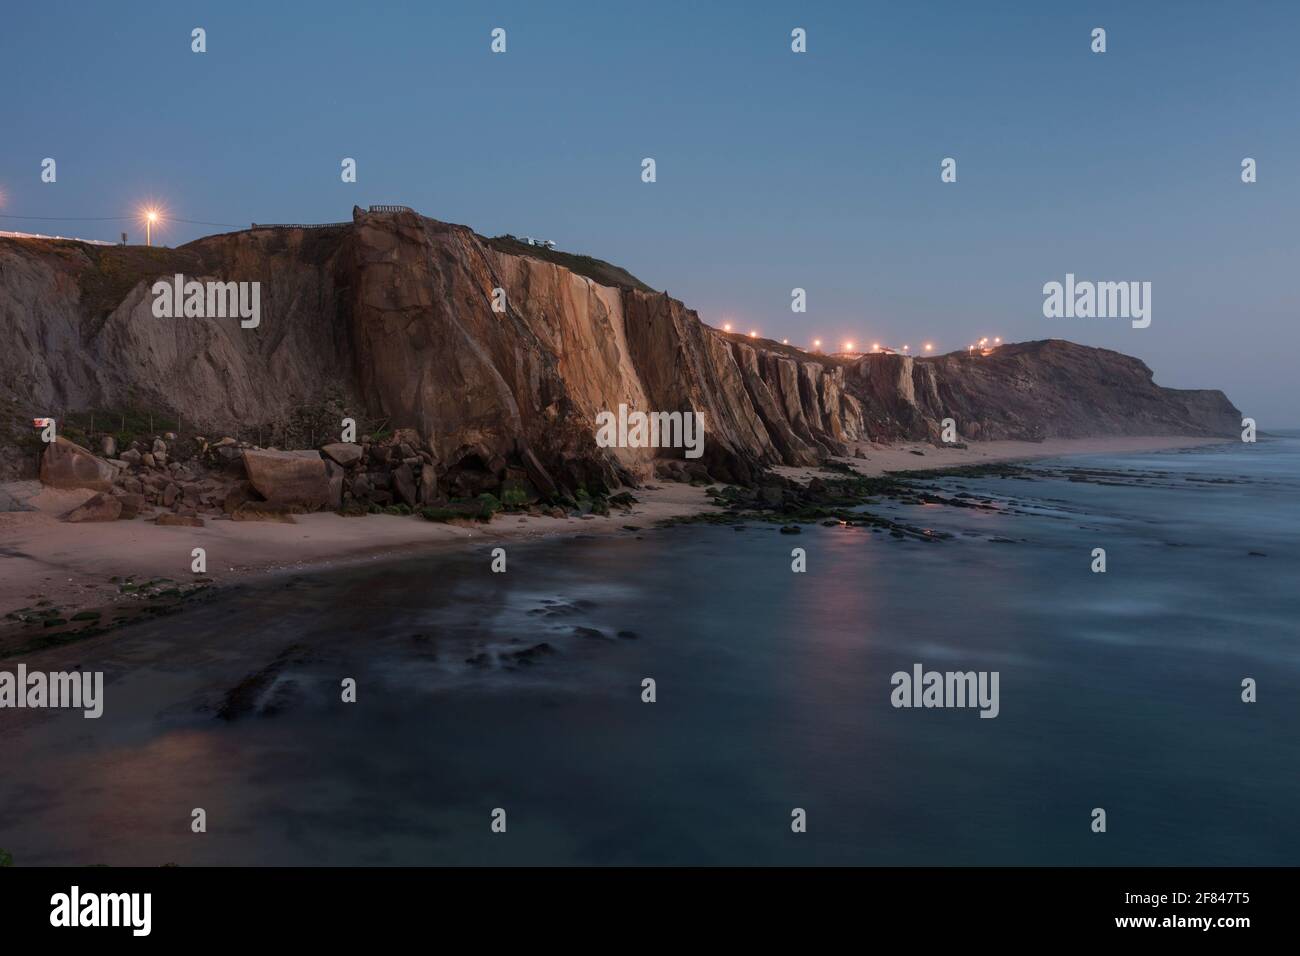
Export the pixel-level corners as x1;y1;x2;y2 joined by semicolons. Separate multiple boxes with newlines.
248;220;350;230
250;205;415;230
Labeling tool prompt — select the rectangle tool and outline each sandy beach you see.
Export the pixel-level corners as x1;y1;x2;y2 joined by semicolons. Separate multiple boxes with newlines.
0;435;1228;624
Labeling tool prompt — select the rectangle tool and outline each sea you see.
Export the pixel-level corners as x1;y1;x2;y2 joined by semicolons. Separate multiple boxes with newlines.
2;436;1297;865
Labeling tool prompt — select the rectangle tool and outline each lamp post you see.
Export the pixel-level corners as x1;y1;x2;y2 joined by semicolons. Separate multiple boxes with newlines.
145;210;158;246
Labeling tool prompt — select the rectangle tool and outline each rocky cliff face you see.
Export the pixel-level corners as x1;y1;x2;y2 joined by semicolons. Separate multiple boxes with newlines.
0;207;1240;490
846;342;1241;442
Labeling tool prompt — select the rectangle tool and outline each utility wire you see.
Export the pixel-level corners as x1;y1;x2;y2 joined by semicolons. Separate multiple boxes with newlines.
0;213;241;227
0;214;127;221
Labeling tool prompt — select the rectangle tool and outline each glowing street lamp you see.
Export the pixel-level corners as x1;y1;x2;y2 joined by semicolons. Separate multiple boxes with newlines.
902;344;911;352
812;339;821;351
844;340;854;352
924;343;934;352
722;322;732;332
871;342;880;352
143;208;160;246
748;330;758;338
781;338;789;345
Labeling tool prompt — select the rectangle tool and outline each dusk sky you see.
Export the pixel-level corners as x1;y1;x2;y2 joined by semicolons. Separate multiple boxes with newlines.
2;1;1295;423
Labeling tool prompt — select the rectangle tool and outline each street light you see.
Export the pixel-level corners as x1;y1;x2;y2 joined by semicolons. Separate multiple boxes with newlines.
143;208;160;246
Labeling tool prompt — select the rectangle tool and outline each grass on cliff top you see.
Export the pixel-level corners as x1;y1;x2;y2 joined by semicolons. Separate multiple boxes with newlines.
0;237;192;321
486;235;658;294
76;245;209;320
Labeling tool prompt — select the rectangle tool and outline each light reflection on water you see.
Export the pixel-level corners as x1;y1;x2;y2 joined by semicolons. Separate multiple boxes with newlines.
1;438;1297;865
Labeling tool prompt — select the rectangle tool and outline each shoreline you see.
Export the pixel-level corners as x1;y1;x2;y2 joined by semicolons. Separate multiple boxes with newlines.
0;434;1231;635
809;434;1232;478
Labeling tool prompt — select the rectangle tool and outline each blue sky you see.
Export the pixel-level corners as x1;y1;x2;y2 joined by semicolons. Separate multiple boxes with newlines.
2;1;1296;424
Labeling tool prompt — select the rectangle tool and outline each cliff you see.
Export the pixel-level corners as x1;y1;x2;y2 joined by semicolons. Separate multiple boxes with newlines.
0;207;1240;491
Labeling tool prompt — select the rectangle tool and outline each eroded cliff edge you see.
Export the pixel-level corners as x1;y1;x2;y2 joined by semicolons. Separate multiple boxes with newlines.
0;207;1240;492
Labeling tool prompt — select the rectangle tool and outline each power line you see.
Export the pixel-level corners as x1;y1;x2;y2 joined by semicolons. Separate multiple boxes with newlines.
0;213;241;227
0;214;128;221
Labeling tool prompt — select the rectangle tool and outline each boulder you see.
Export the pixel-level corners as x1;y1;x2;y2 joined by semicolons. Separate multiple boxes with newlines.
242;449;330;510
120;448;142;466
393;463;418;507
115;493;149;519
162;483;180;508
323;460;344;509
522;447;558;500
63;492;123;522
222;480;256;514
418;463;438;503
321;442;363;467
100;436;118;458
40;438;119;491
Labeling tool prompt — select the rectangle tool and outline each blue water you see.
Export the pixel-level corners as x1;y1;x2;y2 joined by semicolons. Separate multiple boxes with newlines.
2;437;1297;865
